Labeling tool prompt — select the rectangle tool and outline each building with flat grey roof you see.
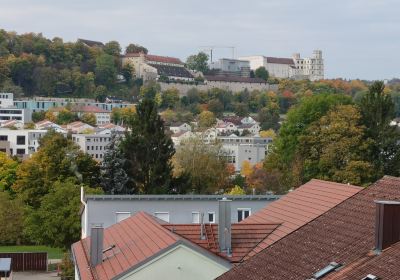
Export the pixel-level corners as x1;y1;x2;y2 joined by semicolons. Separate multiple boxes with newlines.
80;191;281;238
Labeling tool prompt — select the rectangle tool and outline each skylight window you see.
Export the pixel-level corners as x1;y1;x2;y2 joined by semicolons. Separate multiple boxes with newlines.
362;275;378;280
313;262;342;279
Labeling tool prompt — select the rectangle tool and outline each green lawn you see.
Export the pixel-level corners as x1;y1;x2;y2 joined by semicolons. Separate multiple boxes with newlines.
0;245;64;259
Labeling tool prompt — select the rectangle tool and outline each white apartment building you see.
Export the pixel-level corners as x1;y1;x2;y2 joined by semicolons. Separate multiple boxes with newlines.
0;129;47;159
0;93;32;123
239;50;324;81
218;135;273;171
210;58;251;77
72;134;112;161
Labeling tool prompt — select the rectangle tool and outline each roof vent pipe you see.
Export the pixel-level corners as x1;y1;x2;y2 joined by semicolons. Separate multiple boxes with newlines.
90;225;104;267
218;198;232;255
374;200;400;253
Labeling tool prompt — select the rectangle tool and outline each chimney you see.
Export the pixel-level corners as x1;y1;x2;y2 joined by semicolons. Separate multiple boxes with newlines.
374;200;400;253
218;198;232;255
90;225;104;266
200;212;205;240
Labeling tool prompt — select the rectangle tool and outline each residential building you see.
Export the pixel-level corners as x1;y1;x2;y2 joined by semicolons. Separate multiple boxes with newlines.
73;179;362;280
66;121;95;134
14;97;131;112
80;192;280;238
72;134;112;161
217;177;400;280
218;135;272;171
71;105;111;125
209;58;251;77
0;120;24;129
121;53;194;82
237;123;260;135
239;49;324;81
169;122;192;134
171;130;194;146
0;128;47;159
216;122;238;135
35;120;67;133
0;93;14;108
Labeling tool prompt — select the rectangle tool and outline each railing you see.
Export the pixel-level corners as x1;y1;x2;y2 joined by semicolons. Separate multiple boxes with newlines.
0;252;48;271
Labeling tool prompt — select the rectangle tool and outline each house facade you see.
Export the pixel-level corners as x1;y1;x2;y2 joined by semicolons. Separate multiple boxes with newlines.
0;129;47;159
80;192;280;238
72;134;112;161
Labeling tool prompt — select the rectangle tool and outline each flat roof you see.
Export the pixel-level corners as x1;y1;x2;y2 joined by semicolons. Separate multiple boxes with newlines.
85;194;281;201
0;258;11;271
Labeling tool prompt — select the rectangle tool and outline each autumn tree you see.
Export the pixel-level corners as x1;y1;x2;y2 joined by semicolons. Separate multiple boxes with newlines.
103;41;121;56
298;105;375;185
198;110;216;128
173;137;231;193
161;88;180;109
0;192;24;245
120;98;175;194
81;113;97;126
0;152;18;194
125;43;148;54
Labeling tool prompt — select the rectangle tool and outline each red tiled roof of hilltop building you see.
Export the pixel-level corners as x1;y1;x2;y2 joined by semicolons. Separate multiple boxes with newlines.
123;53;183;65
72;105;109;113
218;176;400;280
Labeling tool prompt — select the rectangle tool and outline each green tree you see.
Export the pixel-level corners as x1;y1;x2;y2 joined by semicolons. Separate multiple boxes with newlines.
103;41;121;56
258;105;280;131
100;133;130;194
125;43;148;54
208;99;224;117
255;66;269;80
13;131;100;208
359;81;400;177
299;105;375;185
173;137;231;194
161;88;180;109
121;63;134;84
198;110;216;128
32;111;46;122
0;192;24;245
0;152;18;194
265;94;352;189
24;180;102;248
186;52;209;73
56;109;78;125
81;113;96;126
95;53;117;88
120;98;175;193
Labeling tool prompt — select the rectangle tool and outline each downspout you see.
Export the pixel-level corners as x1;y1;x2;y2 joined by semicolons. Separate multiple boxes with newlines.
81;186;88;238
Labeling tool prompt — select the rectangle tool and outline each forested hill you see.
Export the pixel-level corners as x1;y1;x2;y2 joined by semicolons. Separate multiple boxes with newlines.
0;29;146;100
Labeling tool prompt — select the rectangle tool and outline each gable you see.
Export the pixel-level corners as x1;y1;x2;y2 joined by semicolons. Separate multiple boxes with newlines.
118;243;231;280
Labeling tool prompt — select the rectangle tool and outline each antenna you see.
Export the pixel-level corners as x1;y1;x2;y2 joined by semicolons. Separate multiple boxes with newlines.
199;46;236;63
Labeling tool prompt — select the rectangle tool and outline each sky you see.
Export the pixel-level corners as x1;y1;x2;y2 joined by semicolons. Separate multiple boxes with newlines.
0;0;399;80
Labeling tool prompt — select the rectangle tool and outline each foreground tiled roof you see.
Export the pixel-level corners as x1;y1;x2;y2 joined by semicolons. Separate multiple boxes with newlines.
241;179;362;259
72;212;180;280
72;105;109;113
162;223;280;263
218;176;400;280
266;57;295;65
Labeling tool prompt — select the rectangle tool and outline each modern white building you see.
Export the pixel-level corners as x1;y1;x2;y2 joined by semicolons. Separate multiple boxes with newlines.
218;135;273;171
169;122;192;134
210;58;251;77
71;105;111;125
0;93;32;124
72;133;112;161
0;128;47;159
239;50;324;81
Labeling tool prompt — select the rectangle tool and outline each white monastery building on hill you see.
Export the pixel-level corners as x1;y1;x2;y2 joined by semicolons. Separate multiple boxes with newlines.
240;50;324;81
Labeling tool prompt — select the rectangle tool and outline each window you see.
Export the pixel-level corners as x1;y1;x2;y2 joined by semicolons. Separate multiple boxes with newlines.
16;149;25;155
0;135;7;141
16;136;25;145
192;212;200;224
237;208;251;222
154;212;170;222
116;212;131;223
208;212;215;223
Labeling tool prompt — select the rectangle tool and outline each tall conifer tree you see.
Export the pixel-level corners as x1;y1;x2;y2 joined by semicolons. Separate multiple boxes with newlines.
120;98;175;193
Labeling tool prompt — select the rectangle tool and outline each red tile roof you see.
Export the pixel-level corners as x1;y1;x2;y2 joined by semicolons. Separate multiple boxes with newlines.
162;223;280;263
123;53;183;65
266;57;295;65
72;212;180;280
240;179;362;259
72;105;109;113
204;75;267;84
218;176;400;280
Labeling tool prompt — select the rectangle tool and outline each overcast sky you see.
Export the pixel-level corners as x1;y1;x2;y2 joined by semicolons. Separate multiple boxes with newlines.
0;0;399;80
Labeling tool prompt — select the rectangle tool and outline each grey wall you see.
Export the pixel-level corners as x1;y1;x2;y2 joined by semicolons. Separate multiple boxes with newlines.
82;198;277;237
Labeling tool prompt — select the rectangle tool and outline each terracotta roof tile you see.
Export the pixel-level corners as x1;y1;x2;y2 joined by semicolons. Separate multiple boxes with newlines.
240;179;362;260
218;176;400;280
